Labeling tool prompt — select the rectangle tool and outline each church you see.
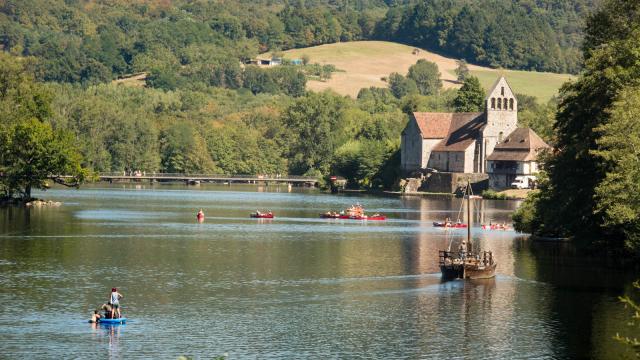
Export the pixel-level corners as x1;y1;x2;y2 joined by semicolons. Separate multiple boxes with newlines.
400;76;550;189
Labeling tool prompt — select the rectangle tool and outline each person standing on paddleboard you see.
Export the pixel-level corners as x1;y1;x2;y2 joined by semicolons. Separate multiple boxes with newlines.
110;288;123;318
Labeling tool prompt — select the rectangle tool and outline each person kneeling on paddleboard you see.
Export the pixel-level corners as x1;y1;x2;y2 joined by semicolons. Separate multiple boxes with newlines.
100;302;113;319
109;288;123;319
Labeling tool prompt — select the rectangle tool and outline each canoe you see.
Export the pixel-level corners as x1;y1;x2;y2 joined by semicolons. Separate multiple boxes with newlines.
98;317;127;324
481;224;511;230
339;215;386;221
250;213;274;219
433;222;468;228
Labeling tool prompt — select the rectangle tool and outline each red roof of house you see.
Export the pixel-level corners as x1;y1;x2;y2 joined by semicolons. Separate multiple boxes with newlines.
487;128;551;161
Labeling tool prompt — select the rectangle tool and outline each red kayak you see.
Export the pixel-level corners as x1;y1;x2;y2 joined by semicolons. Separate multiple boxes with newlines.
250;212;274;219
339;214;387;221
482;224;511;230
433;222;468;228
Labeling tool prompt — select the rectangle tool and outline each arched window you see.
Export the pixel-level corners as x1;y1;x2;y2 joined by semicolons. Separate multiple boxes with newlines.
491;98;495;109
504;98;508;109
497;98;502;109
501;86;505;96
498;131;504;142
509;98;514;110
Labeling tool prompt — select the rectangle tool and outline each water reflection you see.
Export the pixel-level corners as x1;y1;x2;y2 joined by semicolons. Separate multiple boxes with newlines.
0;184;637;358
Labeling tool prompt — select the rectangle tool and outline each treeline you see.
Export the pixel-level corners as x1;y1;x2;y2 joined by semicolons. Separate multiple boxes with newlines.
1;0;595;83
0;0;385;86
513;0;640;255
374;0;596;74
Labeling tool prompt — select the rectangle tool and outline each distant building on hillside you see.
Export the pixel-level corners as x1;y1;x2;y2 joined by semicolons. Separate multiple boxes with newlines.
248;55;282;67
400;76;549;189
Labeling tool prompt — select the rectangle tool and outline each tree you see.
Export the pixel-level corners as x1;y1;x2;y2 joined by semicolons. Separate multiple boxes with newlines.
516;0;640;250
283;91;348;175
0;119;85;200
455;59;470;82
0;53;85;201
452;76;485;112
592;87;640;252
407;59;442;96
388;72;418;99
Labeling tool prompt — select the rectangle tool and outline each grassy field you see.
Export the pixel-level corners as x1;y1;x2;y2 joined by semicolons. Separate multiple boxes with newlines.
282;41;574;102
458;70;572;102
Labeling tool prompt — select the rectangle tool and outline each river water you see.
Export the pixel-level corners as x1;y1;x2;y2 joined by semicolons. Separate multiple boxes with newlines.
0;184;637;359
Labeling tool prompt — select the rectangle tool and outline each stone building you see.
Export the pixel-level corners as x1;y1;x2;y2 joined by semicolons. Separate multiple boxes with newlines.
401;76;520;175
486;128;550;188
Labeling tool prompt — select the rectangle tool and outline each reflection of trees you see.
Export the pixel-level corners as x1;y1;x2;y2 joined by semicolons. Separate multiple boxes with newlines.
527;241;639;358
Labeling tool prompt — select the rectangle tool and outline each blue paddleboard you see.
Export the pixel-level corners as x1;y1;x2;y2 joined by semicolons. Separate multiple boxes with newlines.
98;318;127;324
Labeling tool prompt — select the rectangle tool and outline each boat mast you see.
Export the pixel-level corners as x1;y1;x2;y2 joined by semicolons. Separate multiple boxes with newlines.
467;181;472;254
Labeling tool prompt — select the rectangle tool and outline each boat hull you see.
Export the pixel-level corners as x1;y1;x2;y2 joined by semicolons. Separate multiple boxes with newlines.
338;215;386;220
433;222;468;228
250;214;274;219
440;263;497;280
98;317;127;324
463;263;497;279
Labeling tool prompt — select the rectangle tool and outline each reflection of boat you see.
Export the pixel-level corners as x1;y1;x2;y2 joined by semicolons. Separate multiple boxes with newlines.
250;212;274;219
439;182;496;280
433;222;468;228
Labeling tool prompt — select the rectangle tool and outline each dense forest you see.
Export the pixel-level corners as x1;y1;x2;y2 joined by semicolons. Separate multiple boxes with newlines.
375;0;597;74
512;0;640;254
1;0;595;84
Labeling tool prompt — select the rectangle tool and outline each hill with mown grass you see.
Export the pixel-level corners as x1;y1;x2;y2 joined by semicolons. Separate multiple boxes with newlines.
282;41;574;102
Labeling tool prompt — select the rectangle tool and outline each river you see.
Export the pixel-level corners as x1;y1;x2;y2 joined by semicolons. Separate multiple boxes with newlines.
0;184;637;359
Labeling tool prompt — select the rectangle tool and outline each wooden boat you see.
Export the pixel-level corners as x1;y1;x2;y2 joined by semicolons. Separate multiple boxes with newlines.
433;221;468;228
250;212;274;219
438;182;496;280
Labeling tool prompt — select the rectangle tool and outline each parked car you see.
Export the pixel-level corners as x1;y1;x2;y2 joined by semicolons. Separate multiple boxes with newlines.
511;175;537;189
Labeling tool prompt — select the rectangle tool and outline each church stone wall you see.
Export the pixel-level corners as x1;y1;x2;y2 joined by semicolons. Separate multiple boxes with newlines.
421;139;440;169
401;120;423;173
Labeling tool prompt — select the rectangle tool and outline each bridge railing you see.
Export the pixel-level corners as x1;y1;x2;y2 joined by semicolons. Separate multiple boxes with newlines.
96;172;318;181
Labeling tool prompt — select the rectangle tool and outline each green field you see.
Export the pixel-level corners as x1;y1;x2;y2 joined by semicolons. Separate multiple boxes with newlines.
281;41;573;102
459;70;573;102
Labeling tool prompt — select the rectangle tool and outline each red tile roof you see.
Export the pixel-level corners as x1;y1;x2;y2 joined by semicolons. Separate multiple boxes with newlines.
430;113;485;151
412;113;458;139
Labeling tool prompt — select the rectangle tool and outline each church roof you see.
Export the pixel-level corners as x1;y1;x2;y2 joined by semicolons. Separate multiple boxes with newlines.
412;112;483;139
431;113;485;152
487;128;551;161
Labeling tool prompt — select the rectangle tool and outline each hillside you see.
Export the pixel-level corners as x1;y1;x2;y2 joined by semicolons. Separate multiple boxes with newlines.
283;41;573;102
